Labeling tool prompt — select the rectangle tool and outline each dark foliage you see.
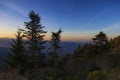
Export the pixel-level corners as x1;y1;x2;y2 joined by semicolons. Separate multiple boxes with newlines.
48;29;62;66
92;31;109;54
23;11;47;69
6;29;28;75
2;11;120;80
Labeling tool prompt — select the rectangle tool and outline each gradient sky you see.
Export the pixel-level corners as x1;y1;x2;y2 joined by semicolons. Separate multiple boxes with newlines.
0;0;120;42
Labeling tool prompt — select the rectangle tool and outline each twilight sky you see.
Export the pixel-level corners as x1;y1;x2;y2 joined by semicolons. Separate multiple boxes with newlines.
0;0;120;42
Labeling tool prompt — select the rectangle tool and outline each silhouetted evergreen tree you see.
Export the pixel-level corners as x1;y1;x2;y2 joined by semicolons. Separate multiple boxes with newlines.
6;29;28;75
93;31;108;45
72;42;95;59
72;44;84;58
49;29;62;78
23;11;47;68
49;29;62;66
92;31;109;54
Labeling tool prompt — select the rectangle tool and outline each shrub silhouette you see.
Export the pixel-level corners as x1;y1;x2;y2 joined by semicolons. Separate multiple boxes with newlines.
87;70;107;80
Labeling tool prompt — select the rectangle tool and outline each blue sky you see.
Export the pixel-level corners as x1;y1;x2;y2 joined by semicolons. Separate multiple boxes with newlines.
0;0;120;41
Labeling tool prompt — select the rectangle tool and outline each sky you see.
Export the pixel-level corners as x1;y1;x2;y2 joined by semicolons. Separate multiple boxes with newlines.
0;0;120;42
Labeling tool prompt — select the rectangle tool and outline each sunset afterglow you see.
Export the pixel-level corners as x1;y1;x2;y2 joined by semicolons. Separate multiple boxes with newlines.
0;0;120;41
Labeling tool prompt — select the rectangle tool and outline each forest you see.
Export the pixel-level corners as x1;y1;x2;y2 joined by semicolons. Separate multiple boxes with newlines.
0;11;120;80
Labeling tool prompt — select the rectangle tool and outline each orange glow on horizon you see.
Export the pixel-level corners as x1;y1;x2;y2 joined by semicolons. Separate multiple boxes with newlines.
0;30;92;42
0;33;90;42
0;32;15;38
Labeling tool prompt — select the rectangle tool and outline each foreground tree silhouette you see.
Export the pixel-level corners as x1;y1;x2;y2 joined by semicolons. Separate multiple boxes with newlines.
23;11;47;69
6;29;28;75
92;31;108;45
49;29;62;66
92;31;109;54
49;29;62;78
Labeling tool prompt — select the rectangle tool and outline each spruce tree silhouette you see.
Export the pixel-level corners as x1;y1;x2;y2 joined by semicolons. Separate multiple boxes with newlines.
92;31;109;54
6;29;28;75
49;29;62;66
23;11;47;69
49;29;62;79
92;31;108;45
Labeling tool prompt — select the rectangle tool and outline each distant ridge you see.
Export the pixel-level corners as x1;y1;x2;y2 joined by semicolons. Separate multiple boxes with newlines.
0;38;12;48
0;38;86;48
0;38;86;54
0;38;86;70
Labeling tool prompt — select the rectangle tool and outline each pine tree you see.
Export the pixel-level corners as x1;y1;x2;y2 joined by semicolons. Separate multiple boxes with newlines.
49;29;62;67
6;29;27;75
49;29;62;79
23;11;47;68
72;44;83;58
92;31;108;45
92;31;109;54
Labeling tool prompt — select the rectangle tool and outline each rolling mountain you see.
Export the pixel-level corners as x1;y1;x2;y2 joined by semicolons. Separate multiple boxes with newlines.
0;38;86;71
0;38;86;54
0;38;86;61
